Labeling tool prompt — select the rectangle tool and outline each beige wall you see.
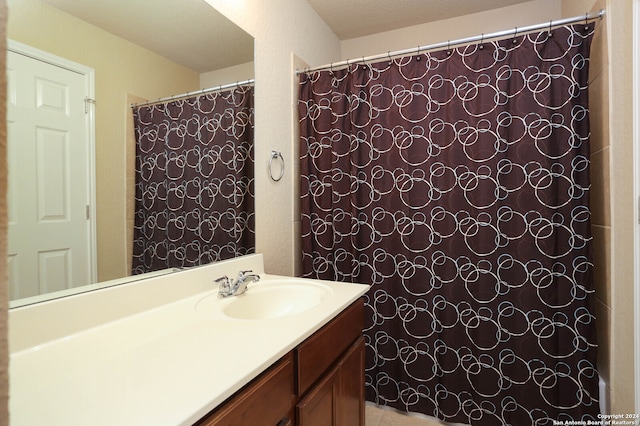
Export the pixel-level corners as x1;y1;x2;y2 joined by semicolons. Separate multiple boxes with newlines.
6;0;200;283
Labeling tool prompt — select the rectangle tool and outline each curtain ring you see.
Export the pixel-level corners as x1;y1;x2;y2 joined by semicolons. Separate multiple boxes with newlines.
479;33;484;49
548;20;553;36
513;27;518;44
447;40;452;56
388;51;392;64
269;150;285;182
416;46;421;61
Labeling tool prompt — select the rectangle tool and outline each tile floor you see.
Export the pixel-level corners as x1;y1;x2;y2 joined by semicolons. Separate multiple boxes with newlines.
365;404;470;426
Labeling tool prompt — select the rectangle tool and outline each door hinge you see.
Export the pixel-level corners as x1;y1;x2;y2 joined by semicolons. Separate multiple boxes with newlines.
84;97;96;114
86;205;90;220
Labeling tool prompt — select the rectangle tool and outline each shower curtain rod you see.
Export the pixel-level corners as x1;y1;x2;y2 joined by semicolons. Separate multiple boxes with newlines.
130;78;255;108
296;9;605;75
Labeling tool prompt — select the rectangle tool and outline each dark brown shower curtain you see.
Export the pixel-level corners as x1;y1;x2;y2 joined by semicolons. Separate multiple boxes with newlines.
132;86;255;274
299;24;599;424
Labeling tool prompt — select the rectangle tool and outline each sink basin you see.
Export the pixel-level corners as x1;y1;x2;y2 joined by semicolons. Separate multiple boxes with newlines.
196;279;333;320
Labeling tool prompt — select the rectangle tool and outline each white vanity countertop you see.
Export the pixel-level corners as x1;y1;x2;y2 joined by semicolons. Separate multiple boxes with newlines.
8;255;370;425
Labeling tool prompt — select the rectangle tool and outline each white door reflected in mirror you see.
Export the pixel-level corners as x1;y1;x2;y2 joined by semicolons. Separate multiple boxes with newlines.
7;43;96;300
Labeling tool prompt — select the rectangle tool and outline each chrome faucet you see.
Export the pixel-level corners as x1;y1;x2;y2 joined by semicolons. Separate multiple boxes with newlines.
216;270;261;297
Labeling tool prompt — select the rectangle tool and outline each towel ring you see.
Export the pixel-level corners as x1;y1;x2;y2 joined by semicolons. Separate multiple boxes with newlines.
269;150;285;181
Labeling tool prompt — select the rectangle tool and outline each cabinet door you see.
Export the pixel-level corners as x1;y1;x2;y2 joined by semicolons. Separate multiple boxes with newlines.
337;337;365;426
297;337;366;426
296;364;339;426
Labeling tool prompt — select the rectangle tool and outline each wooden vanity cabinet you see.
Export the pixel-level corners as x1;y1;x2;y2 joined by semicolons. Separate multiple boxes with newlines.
195;299;365;426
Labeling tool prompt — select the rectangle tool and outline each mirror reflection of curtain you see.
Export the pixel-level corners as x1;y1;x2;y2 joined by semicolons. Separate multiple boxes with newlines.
132;86;255;274
299;25;599;424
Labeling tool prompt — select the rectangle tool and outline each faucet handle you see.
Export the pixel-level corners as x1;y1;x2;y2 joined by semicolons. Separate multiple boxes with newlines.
237;270;253;278
215;275;231;292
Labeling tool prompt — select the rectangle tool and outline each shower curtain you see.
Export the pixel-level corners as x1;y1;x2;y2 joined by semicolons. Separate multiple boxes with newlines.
299;24;599;425
132;85;255;274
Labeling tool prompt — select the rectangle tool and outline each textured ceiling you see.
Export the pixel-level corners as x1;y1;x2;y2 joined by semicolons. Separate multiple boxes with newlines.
307;0;536;39
40;0;254;73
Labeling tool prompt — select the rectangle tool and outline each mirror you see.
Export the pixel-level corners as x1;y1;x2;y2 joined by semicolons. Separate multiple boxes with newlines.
6;0;255;307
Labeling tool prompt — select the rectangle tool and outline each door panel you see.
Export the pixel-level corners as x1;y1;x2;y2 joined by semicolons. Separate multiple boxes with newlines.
37;127;69;220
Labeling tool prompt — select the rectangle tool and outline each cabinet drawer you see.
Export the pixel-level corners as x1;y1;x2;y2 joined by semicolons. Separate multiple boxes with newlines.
296;299;364;396
197;352;295;426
